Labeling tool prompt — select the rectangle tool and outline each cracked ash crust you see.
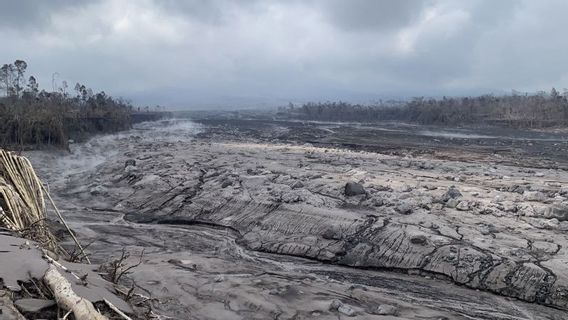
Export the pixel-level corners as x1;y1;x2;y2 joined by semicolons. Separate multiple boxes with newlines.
28;119;568;318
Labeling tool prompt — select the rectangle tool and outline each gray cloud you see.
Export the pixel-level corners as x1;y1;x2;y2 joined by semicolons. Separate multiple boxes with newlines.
321;0;427;32
0;0;90;29
0;0;566;108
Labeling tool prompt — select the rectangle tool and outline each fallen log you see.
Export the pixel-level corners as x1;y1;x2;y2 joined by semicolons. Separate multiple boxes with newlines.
43;265;108;320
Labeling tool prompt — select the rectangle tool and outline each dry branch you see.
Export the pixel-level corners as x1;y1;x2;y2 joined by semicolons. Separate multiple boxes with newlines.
43;265;108;320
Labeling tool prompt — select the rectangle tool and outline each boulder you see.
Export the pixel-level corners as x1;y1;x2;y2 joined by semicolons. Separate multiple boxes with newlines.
544;204;568;221
344;182;366;197
442;187;462;202
523;191;547;202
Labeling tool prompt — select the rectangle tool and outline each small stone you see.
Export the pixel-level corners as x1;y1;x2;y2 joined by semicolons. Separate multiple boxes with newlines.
456;201;470;211
329;299;343;311
291;181;304;189
322;227;342;240
396;202;413;215
372;304;398;316
442;187;462;202
338;305;356;317
125;159;136;167
446;198;459;208
14;298;56;313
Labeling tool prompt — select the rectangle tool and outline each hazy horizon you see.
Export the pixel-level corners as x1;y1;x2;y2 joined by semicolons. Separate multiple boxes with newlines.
2;0;568;108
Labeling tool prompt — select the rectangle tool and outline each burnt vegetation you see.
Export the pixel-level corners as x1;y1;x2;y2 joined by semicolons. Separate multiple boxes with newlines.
281;89;568;128
0;59;132;149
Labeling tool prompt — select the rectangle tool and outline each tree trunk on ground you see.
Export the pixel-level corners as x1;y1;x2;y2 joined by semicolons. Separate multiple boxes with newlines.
43;265;108;320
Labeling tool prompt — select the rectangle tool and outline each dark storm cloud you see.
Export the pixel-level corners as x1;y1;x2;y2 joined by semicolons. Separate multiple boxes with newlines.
0;0;567;107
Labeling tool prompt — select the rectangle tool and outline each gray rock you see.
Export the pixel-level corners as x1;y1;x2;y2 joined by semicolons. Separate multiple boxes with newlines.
329;300;356;317
344;182;366;197
291;181;304;189
125;159;136;167
322;227;342;240
456;200;470;211
442;186;462;202
410;235;428;245
372;304;398;316
445;198;459;208
329;299;343;310
544;204;568;221
338;304;356;317
396;202;413;215
14;298;56;313
523;191;547;202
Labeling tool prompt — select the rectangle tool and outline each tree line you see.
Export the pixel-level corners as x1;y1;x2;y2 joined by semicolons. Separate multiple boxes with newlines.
279;89;568;128
0;60;132;149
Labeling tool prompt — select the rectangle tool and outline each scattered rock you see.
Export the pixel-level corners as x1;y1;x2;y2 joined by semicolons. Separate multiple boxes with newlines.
445;198;459;208
329;299;342;310
338;304;356;317
456;201;470;211
125;159;136;167
329;300;356;317
371;304;398;316
523;191;547;202
544;204;568;221
442;187;462;202
14;298;56;314
396;202;413;215
291;181;304;189
89;185;107;196
410;235;428;245
344;182;366;197
322;227;342;240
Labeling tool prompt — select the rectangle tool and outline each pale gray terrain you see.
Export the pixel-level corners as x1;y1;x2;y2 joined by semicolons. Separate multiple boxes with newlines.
28;119;568;319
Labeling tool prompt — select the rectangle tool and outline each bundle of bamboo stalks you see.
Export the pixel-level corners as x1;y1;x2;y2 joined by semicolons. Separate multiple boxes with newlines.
0;149;57;250
0;150;122;319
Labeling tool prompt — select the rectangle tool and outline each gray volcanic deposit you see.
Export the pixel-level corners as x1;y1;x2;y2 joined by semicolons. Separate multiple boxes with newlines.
26;118;568;319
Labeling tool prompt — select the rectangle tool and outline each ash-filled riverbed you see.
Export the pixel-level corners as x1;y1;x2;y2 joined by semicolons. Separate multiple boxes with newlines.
27;118;568;319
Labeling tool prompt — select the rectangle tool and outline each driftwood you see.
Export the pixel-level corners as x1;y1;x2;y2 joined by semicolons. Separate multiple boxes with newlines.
44;265;108;320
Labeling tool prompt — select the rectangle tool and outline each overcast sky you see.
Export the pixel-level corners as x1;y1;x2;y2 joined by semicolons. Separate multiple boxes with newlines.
1;0;567;108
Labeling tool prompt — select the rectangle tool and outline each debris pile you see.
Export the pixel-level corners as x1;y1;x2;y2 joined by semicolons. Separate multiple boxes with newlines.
0;150;130;320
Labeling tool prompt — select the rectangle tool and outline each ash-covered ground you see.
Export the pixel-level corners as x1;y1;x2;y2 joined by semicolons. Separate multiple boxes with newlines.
27;116;568;319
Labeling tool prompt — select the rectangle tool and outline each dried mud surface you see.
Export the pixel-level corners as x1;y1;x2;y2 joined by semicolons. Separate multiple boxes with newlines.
28;118;568;319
